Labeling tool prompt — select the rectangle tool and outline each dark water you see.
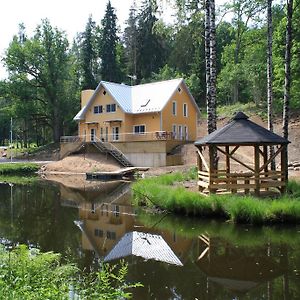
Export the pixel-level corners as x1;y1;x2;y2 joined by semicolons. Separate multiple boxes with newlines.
0;178;300;300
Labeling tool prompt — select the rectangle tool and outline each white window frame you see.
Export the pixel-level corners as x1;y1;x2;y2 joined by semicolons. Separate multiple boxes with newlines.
133;124;146;135
183;103;188;117
178;125;183;140
184;125;188;140
106;103;116;113
172;101;177;116
172;124;177;139
112;126;119;141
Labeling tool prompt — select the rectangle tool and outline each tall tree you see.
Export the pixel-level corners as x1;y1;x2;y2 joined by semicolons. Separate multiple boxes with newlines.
80;15;98;89
100;1;121;82
282;0;293;179
4;19;73;143
267;0;275;170
123;2;138;81
136;0;166;80
205;0;217;134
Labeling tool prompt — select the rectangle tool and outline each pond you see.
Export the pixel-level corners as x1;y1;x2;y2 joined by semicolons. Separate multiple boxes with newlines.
0;177;300;299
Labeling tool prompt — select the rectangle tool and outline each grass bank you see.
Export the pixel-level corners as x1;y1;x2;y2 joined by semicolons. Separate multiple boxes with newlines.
132;171;300;225
0;163;39;175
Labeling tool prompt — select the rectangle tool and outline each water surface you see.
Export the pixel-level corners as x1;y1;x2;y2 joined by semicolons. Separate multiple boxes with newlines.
0;178;299;299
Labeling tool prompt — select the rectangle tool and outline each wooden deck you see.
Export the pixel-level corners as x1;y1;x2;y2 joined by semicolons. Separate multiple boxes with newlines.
86;167;148;181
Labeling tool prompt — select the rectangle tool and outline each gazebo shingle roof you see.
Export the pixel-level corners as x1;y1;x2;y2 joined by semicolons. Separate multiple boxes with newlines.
195;112;290;146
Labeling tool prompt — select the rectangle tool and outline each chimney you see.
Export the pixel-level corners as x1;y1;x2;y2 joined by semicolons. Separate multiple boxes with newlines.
81;90;94;107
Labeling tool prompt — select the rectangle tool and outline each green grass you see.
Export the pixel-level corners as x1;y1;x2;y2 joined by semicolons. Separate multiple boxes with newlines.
217;102;266;119
132;171;300;225
0;163;40;175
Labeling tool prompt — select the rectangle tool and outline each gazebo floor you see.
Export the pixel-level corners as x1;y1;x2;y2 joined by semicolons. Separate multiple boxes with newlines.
200;189;282;198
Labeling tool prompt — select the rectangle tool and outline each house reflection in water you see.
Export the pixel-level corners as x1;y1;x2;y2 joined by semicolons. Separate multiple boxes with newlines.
57;179;290;298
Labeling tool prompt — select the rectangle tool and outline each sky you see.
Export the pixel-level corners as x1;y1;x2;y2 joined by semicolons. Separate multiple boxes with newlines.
0;0;227;79
0;0;157;79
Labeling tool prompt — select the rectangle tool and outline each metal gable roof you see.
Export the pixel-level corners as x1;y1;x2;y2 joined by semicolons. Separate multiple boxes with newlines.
74;78;200;121
195;112;290;146
104;231;183;266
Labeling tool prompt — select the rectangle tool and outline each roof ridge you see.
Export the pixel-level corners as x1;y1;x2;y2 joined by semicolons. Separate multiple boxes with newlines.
132;78;183;88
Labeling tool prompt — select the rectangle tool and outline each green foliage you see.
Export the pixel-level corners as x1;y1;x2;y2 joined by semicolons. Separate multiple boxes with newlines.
0;245;141;300
0;163;39;175
0;175;38;185
100;1;123;82
77;261;142;300
0;245;76;299
133;174;300;225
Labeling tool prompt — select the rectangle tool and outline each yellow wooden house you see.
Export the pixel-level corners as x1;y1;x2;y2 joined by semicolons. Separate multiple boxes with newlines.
66;78;200;167
74;78;200;143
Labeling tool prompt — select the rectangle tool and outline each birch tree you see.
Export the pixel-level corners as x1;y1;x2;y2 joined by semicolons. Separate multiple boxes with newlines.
282;0;293;179
267;0;275;170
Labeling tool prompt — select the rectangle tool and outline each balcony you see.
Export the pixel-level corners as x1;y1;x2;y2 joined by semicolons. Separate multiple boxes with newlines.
60;131;189;143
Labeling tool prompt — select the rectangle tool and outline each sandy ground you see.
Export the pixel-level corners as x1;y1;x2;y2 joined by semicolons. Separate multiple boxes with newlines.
42;153;122;174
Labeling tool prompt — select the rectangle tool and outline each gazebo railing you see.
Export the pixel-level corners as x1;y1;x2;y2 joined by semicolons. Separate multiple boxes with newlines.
198;169;285;194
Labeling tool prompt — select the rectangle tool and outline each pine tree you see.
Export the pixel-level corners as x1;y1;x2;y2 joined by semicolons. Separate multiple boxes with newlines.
80;15;97;89
136;0;166;80
124;2;138;81
100;1;120;82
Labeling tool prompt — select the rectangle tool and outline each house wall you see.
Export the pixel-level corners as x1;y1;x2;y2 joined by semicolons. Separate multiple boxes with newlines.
161;83;198;141
79;87;126;141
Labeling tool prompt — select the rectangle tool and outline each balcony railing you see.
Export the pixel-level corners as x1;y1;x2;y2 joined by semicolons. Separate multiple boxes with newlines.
60;131;189;143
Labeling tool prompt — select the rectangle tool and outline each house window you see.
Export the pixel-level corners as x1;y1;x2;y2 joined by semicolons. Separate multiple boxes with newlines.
107;231;116;240
106;103;116;113
94;105;103;114
100;127;104;141
103;90;106;95
178;125;183;140
133;125;145;134
177;87;182;93
172;124;177;139
172;101;177;116
112;127;119;141
184;125;188;140
183;103;188;117
94;229;103;237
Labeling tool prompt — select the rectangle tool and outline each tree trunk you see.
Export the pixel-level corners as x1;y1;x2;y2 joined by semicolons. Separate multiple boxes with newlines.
205;0;212;134
210;0;217;133
282;0;293;180
267;0;275;170
205;0;217;135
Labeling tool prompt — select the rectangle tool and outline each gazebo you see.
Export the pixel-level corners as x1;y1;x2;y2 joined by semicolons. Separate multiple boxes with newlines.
194;112;290;195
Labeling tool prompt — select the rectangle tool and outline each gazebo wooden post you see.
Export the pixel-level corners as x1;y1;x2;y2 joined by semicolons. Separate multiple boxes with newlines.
209;145;216;194
281;144;288;193
225;146;231;192
254;145;260;195
263;145;269;191
197;147;204;192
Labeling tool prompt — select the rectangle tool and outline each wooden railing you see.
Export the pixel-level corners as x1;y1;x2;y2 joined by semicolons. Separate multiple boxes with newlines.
198;170;285;194
60;131;189;143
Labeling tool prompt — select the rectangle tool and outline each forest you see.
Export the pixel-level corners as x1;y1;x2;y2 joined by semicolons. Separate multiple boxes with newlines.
0;0;298;146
